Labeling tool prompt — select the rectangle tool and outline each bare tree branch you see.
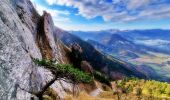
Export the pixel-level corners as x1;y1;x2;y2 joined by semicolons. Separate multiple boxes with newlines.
18;76;58;99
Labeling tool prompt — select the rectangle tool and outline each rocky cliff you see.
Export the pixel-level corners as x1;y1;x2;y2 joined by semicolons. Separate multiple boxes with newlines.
0;0;145;100
0;0;71;99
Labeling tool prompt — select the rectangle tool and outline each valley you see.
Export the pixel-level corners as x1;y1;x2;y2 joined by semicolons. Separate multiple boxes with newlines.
71;30;170;82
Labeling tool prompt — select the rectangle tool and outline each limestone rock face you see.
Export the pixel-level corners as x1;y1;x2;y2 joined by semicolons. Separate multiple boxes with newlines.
0;0;71;100
0;0;42;99
36;11;67;63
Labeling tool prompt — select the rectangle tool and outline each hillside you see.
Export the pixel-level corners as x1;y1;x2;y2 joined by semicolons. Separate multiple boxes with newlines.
65;77;170;100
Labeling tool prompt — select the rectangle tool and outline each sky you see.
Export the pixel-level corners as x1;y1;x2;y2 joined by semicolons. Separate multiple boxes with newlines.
31;0;170;31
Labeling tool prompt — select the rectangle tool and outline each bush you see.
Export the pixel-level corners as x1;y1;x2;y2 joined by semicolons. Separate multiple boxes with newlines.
34;59;93;83
114;77;170;98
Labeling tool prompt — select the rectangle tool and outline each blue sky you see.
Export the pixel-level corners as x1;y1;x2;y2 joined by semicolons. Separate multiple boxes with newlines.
31;0;170;31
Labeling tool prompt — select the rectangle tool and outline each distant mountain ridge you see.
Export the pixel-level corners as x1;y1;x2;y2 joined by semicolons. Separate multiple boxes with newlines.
71;29;170;55
71;30;170;82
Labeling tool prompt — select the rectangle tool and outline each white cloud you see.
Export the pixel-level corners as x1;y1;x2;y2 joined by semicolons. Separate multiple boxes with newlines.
45;0;57;5
127;0;150;9
30;0;35;2
33;3;71;23
138;4;170;19
44;0;170;22
45;0;115;20
35;5;70;16
136;39;170;46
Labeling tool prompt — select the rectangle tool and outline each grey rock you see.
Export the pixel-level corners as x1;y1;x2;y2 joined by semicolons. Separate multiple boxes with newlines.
0;0;73;100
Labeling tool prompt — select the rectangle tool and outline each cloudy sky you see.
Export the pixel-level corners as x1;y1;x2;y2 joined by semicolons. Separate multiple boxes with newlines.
31;0;170;31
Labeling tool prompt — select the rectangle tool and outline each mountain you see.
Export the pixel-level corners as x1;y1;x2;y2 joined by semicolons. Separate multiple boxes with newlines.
71;29;170;51
0;0;147;99
72;29;170;42
118;29;170;41
70;30;114;41
118;29;170;51
54;28;145;79
87;39;140;60
87;33;170;60
72;30;170;82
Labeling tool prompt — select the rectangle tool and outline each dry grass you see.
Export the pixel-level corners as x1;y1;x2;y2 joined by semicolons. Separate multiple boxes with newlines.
99;91;116;99
64;92;97;100
64;91;170;100
64;92;116;100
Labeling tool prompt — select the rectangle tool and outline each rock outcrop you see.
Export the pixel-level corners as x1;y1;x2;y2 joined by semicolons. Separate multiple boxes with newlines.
81;61;93;74
36;11;68;63
0;0;72;100
0;0;42;99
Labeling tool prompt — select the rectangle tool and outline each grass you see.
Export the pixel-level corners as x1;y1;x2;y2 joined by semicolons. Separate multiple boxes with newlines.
64;92;114;100
113;77;170;99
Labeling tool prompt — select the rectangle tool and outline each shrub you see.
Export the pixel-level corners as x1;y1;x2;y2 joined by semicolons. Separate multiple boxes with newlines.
34;59;93;83
114;77;170;98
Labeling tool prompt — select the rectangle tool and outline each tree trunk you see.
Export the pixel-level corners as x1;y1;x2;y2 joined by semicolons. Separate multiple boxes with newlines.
36;76;58;100
38;95;43;100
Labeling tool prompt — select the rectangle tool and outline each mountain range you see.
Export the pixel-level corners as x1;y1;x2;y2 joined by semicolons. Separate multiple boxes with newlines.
71;30;170;82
